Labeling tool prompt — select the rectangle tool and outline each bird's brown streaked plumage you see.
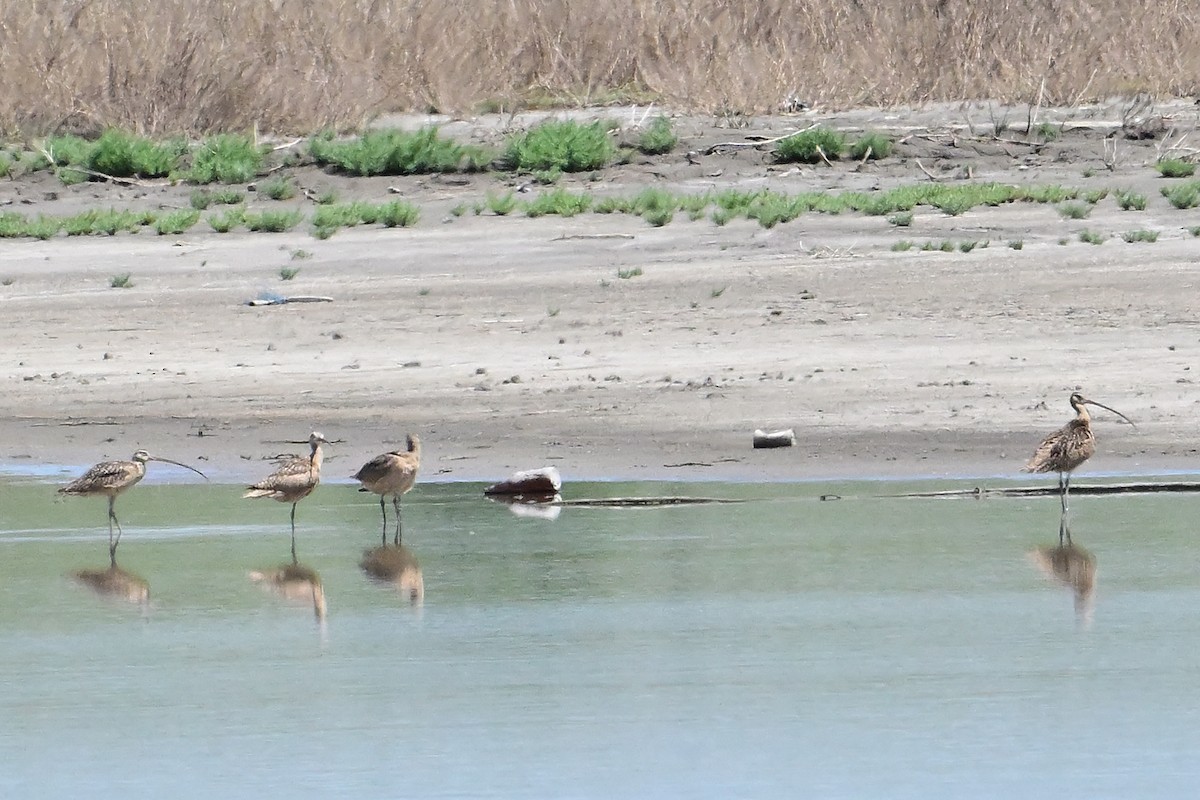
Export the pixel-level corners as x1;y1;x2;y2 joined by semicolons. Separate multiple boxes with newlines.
1023;392;1134;512
59;450;207;566
353;434;420;546
244;432;328;563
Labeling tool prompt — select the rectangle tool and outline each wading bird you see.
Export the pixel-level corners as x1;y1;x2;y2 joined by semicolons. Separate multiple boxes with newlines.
1024;392;1135;512
59;450;207;566
244;432;328;563
353;434;420;546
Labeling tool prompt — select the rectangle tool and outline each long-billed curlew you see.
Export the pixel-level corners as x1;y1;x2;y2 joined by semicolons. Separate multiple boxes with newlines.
244;432;328;563
59;450;207;566
353;434;420;546
1023;392;1134;512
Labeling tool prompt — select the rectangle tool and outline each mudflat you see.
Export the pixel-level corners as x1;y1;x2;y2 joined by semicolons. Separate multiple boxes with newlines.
3;101;1197;483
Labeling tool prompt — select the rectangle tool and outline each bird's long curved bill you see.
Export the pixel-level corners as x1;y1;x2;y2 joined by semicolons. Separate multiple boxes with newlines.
148;456;210;480
1084;399;1136;427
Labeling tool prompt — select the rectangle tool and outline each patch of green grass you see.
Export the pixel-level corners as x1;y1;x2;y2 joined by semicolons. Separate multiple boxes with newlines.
1162;181;1200;209
711;207;734;226
109;272;133;289
617;267;643;279
309;127;489;176
316;189;338;205
42;134;92;168
958;240;987;252
449;202;467;217
642;207;674;227
1035;122;1060;141
849;131;892;160
290;249;311;260
187;134;263;184
1115;190;1147;211
637;116;678;155
24;216;62;240
244;209;303;232
90;129;184;177
1078;229;1105;245
773;126;846;163
523;188;592;217
1189;226;1200;237
190;190;214;210
1008;240;1024;250
891;240;914;251
1057;202;1092;219
887;211;913;226
0;212;25;237
311;201;378;231
934;196;973;216
1156;158;1196;178
1120;229;1159;243
260;176;297;201
711;286;726;298
62;209;145;236
1021;185;1079;203
153;209;200;235
1082;188;1108;204
377;200;420;227
207;206;246;233
280;266;300;280
211;188;244;205
502;120;616;173
486;191;517;215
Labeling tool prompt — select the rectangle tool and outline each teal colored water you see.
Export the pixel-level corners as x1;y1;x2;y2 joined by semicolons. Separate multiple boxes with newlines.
2;477;1199;798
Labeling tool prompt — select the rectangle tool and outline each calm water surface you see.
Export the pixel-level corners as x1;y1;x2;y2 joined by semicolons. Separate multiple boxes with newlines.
3;476;1200;798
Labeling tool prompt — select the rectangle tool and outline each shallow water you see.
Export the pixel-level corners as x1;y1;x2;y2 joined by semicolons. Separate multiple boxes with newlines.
3;477;1200;798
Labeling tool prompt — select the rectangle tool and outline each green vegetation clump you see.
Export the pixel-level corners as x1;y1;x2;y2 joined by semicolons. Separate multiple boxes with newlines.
1057;202;1091;219
188;134;264;184
208;206;246;233
377;200;420;227
309;127;489;176
773;127;845;163
849;132;892;160
1078;229;1104;245
1156;158;1196;178
1162;181;1200;209
244;209;303;232
109;272;133;288
523;187;593;217
502;120;616;173
260;176;297;201
90;129;184;177
1116;190;1147;211
154;209;200;235
1121;229;1159;243
486;191;517;215
637;116;678;155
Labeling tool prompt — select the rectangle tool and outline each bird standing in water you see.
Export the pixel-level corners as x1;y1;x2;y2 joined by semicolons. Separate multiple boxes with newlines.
244;432;328;563
353;434;421;546
1024;392;1135;512
60;450;207;566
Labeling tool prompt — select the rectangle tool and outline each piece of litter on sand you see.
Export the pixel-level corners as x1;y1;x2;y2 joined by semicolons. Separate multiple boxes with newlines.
247;292;334;307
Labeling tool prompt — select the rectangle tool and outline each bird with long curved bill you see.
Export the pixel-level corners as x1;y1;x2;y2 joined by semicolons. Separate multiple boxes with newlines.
60;450;208;566
1023;392;1135;512
244;432;328;563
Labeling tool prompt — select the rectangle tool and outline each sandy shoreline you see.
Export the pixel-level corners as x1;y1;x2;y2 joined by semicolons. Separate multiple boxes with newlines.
3;104;1199;485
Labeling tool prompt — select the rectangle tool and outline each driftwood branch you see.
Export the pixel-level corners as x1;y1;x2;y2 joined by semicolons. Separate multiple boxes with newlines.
702;125;818;155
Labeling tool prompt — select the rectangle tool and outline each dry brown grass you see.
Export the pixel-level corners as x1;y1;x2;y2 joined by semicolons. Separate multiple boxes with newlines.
3;0;1198;135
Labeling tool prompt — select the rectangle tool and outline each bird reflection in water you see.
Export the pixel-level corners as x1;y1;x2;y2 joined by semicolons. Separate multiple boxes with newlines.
1028;514;1097;627
249;562;327;621
72;563;150;606
360;544;424;605
485;493;563;520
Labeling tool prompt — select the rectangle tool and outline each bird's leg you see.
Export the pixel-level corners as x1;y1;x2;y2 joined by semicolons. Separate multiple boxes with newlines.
290;502;298;565
393;495;402;547
108;495;123;567
1063;472;1072;515
379;495;388;547
1058;472;1068;514
1058;512;1067;546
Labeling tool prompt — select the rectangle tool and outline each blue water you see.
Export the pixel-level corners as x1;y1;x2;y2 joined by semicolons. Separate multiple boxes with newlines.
2;479;1199;798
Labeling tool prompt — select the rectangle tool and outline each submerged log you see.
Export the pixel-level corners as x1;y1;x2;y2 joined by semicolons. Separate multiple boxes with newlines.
889;482;1200;499
753;428;796;449
484;466;562;497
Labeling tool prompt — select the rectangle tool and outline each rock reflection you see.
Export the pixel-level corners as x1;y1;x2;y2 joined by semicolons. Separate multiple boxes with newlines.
72;564;150;606
485;494;562;520
360;544;424;605
249;563;327;621
1028;515;1096;626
